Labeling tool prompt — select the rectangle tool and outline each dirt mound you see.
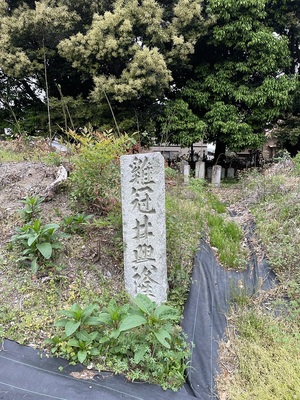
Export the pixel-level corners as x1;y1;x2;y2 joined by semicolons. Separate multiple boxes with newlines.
0;162;71;244
0;161;59;210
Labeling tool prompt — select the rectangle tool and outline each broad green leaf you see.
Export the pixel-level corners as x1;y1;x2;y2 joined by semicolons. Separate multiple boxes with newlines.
65;320;81;337
84;316;102;326
36;242;52;259
97;312;112;324
76;330;91;342
132;294;155;315
28;234;38;246
154;305;179;321
22;248;32;256
33;220;41;231
107;299;117;315
70;304;82;313
82;304;97;320
43;223;60;231
54;318;69;327
51;242;62;249
110;329;120;339
99;335;110;344
58;309;76;318
134;344;149;364
154;328;171;349
68;338;79;347
90;348;100;356
88;331;99;341
119;315;147;332
78;350;87;363
31;258;38;274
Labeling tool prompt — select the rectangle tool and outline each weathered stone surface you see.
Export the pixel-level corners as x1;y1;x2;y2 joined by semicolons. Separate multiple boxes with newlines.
212;165;222;187
227;167;235;178
221;167;226;180
195;161;205;179
120;152;168;304
183;163;190;185
207;167;212;180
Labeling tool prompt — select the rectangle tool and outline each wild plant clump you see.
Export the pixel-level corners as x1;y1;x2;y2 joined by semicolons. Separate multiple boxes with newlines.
68;131;135;213
46;294;191;391
11;219;63;274
293;151;300;175
11;195;92;274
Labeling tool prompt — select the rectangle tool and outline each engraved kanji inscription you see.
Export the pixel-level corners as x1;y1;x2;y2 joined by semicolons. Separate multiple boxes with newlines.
133;215;153;241
129;157;155;185
121;153;167;304
131;187;156;214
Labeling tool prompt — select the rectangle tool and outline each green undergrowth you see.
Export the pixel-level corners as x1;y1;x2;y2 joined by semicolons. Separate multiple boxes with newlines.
217;158;300;399
47;294;190;390
242;162;300;319
206;213;247;269
0;138;70;165
166;176;247;308
0;258;125;346
0;147;25;162
220;306;300;400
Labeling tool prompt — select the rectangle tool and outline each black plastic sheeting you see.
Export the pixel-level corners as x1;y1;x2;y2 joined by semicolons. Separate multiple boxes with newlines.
0;339;195;400
182;239;277;399
0;239;276;400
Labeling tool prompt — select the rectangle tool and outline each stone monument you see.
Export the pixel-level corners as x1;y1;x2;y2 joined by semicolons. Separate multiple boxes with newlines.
212;165;222;186
227;167;235;178
120;152;168;304
195;161;205;180
183;163;190;185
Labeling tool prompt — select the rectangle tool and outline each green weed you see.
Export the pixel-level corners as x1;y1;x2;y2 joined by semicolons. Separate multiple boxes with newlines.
42;152;63;166
0;148;25;162
293;152;300;175
206;213;247;269
61;213;93;234
11;219;64;273
18;195;44;222
166;189;203;309
47;294;190;391
223;309;300;400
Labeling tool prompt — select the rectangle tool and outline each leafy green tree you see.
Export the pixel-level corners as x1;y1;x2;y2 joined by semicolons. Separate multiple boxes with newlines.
0;0;91;134
266;0;300;75
159;99;206;147
162;0;297;156
0;0;208;135
57;0;208;133
265;0;300;154
0;1;80;88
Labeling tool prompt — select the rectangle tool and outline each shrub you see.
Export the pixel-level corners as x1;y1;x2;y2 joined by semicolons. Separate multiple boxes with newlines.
69;132;134;213
293;152;300;175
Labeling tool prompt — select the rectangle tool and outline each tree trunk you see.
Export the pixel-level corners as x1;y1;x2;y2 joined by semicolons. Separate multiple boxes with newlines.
213;138;226;165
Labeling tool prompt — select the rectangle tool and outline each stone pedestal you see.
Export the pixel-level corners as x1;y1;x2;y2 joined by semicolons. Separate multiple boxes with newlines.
221;167;226;180
207;167;212;180
120;153;168;304
195;161;205;180
212;165;222;187
227;167;235;178
183;163;190;185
